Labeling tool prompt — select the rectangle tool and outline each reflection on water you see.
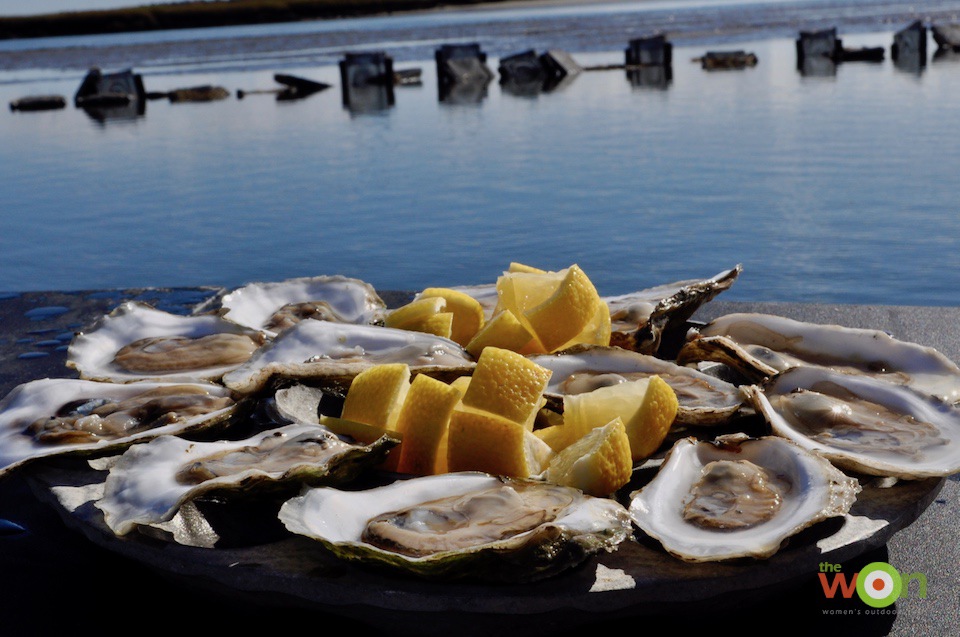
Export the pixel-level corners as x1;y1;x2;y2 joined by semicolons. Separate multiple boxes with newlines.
2;4;960;308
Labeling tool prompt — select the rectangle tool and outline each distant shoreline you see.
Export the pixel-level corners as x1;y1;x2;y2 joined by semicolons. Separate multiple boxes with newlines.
0;0;541;40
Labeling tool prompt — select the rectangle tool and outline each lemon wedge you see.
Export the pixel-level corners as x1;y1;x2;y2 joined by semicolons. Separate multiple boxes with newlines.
460;346;552;426
416;287;486;347
524;265;602;353
562;375;678;461
543;417;633;497
446;408;554;478
385;297;445;329
464;308;536;358
394;374;463;475
339;363;411;431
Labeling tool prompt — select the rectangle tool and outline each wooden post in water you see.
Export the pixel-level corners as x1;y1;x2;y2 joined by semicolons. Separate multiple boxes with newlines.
796;28;839;76
497;49;582;95
435;43;494;103
892;20;928;73
339;52;395;113
623;35;673;88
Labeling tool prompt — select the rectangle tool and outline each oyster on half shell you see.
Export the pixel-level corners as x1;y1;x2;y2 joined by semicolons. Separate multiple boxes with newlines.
217;275;388;338
96;422;397;536
221;320;475;395
0;378;236;478
745;366;960;479
67;302;266;384
629;433;860;562
678;312;960;403
529;344;745;426
278;471;633;582
604;265;742;355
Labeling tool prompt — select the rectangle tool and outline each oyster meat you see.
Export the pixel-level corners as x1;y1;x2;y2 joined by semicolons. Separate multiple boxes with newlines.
96;422;397;536
68;301;266;383
0;378;236;478
629;433;860;562
529;344;745;426
218;275;388;337
678;312;960;403
604;265;742;355
278;471;633;582
221;319;475;395
745;366;960;479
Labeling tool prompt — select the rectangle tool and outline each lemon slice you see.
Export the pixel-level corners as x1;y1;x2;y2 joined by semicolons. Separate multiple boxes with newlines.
394;374;463;475
465;309;536;358
385;297;445;329
508;262;547;274
416;311;455;339
494;269;564;322
628;374;680;459
449;375;471;395
565;297;612;349
416;287;486;347
533;422;573;452
543;417;633;497
562;375;678;461
524;264;601;353
460;346;552;426
446;408;554;478
339;363;411;431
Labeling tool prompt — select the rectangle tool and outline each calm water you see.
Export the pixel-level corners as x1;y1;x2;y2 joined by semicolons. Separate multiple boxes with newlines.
2;0;960;306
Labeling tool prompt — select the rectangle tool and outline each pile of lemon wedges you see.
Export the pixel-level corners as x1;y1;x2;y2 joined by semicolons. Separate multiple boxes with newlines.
385;262;611;357
321;263;680;497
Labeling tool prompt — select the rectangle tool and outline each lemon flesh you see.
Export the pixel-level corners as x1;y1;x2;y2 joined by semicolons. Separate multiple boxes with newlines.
543;417;633;497
562;375;678;461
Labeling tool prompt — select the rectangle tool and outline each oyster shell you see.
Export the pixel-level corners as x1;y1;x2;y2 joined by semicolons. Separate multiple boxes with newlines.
67;301;266;383
278;471;633;582
528;344;745;426
96;422;397;536
677;312;960;403
0;378;236;478
221;319;475;395
628;433;860;562
218;275;388;338
745;366;960;479
604;265;742;355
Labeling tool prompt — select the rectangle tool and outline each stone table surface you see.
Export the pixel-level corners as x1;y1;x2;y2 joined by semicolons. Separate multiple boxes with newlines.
0;288;957;635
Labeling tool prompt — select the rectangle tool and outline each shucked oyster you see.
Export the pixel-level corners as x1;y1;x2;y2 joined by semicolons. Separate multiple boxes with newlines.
218;275;388;338
221;320;475;395
68;302;266;383
278;471;633;582
745;366;960;479
604;265;742;355
629;434;860;562
96;423;397;537
678;312;960;403
0;378;236;478
529;344;745;426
